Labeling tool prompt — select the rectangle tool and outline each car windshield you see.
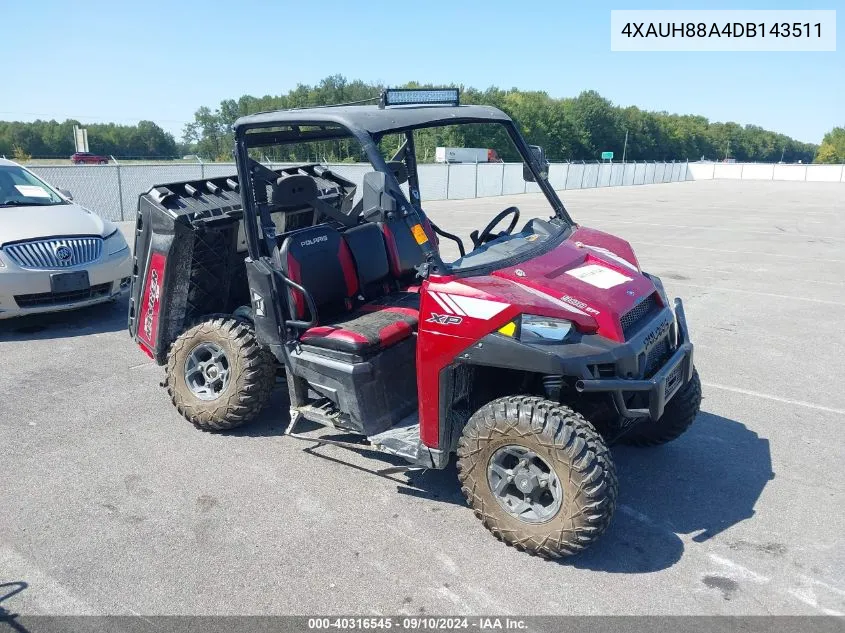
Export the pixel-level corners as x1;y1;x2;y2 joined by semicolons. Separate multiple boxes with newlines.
0;165;66;207
399;122;570;274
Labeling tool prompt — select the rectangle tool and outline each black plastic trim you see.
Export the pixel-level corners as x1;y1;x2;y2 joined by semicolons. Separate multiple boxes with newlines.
456;298;694;421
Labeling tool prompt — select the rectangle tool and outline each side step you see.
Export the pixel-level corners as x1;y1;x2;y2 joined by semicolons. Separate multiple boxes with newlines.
286;405;449;470
296;398;352;429
368;412;423;463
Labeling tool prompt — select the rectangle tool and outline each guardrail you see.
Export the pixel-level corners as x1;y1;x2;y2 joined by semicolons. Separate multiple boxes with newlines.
26;161;690;222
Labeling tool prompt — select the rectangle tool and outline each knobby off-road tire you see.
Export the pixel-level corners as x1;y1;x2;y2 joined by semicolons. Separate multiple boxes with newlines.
620;368;702;447
457;396;618;558
166;316;276;431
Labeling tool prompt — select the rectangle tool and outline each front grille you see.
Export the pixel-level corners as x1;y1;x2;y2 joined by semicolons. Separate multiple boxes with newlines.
645;338;671;377
620;294;660;338
3;237;103;270
14;283;112;308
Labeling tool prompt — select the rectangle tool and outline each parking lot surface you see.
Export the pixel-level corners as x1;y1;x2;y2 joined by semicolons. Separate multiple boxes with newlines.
1;180;843;616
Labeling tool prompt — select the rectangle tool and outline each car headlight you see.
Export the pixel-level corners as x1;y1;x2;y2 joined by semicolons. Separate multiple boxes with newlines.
105;230;129;256
498;315;574;344
520;315;573;343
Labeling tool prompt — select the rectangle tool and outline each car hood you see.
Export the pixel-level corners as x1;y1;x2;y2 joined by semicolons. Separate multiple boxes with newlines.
445;226;660;342
0;203;112;246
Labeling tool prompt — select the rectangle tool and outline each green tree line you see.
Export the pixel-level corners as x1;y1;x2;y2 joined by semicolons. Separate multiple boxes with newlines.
2;76;829;164
0;119;178;159
815;127;845;163
182;75;819;163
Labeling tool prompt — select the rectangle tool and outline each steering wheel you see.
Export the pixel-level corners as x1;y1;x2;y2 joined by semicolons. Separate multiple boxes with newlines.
470;206;521;249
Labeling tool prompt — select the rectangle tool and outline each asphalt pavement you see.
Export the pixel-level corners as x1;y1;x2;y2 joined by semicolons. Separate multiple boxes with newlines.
1;180;843;616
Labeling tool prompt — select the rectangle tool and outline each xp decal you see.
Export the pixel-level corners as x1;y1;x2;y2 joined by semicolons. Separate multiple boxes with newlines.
427;313;463;325
428;291;508;320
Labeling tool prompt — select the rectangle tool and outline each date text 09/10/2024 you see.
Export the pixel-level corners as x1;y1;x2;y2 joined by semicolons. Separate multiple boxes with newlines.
306;617;529;630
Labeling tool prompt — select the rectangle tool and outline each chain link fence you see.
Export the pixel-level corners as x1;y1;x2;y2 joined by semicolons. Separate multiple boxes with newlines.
26;161;691;222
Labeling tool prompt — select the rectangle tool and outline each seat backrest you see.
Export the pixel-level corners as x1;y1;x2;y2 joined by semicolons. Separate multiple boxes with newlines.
378;217;438;283
268;174;318;234
343;223;392;300
271;174;318;209
278;225;358;320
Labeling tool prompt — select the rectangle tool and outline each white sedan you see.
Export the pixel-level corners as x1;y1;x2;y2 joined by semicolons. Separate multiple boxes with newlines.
0;159;132;319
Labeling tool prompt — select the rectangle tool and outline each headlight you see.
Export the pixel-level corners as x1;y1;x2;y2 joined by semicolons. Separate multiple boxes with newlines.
105;230;129;256
518;315;573;343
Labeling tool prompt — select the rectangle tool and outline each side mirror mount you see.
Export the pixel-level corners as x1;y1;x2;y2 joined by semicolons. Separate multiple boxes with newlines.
361;171;396;222
58;188;73;200
385;160;408;185
523;145;549;182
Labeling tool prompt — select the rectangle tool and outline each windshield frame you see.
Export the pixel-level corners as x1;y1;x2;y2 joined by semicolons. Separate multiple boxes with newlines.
368;119;575;277
0;164;68;207
234;110;575;278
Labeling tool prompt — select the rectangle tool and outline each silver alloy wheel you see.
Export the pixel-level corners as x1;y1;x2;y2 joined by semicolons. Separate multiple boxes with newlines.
184;342;231;401
487;445;563;524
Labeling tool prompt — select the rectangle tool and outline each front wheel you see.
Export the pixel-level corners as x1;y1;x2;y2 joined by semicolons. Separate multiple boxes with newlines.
166;316;276;431
457;396;617;558
620;368;702;447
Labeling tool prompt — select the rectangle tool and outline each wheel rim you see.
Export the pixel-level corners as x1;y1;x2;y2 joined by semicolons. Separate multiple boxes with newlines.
184;342;231;401
487;445;563;524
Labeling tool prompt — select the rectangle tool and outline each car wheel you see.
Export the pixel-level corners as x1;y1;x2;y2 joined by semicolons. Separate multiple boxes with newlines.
457;396;617;558
166;315;276;431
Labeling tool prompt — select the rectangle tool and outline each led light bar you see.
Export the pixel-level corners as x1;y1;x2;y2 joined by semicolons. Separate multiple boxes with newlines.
379;88;460;108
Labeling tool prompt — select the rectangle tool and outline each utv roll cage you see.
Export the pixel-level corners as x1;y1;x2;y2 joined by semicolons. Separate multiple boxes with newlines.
233;100;574;277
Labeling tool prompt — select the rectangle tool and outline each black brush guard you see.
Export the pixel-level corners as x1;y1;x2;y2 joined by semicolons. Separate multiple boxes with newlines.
575;298;695;421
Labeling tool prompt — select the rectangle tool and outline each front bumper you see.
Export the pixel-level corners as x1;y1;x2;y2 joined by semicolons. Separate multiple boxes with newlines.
575;298;694;420
0;249;132;319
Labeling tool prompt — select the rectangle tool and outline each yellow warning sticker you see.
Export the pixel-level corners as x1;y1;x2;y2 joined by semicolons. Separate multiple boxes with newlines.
498;321;517;337
411;223;429;245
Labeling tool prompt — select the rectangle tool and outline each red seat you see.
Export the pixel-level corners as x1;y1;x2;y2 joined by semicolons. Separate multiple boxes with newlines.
378;217;438;284
278;224;419;356
301;305;417;355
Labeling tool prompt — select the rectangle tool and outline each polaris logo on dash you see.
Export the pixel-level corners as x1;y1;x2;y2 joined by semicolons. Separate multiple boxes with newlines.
301;235;328;247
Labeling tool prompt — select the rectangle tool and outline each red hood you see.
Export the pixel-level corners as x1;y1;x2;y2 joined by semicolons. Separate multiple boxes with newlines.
446;226;660;342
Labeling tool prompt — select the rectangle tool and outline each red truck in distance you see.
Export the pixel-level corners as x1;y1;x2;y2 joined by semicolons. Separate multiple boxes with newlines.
70;152;110;165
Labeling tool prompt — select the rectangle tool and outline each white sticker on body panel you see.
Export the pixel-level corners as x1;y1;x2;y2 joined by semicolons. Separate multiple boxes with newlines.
14;185;51;198
575;242;638;271
429;291;508;320
565;264;632;289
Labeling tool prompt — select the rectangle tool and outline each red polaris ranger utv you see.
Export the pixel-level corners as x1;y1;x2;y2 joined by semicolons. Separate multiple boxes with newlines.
129;89;701;558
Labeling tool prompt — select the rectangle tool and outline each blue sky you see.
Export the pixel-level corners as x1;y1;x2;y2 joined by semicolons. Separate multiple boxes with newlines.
1;0;842;143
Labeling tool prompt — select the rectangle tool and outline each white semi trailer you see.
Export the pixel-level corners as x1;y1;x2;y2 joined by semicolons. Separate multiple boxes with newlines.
435;147;502;163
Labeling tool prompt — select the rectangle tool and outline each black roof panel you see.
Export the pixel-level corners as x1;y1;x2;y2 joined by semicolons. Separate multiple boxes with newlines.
234;104;511;135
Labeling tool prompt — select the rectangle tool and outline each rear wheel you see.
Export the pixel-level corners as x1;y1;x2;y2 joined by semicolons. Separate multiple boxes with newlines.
457;396;617;558
620;368;702;446
166;316;276;431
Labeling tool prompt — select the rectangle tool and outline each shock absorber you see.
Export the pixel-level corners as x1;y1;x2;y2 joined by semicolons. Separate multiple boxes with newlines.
542;375;563;401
